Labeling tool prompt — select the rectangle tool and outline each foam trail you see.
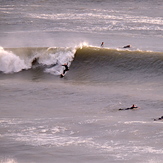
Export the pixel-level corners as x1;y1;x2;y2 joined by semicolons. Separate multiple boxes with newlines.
0;47;29;73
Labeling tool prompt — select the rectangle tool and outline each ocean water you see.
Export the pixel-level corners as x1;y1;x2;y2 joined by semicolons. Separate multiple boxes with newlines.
0;0;163;163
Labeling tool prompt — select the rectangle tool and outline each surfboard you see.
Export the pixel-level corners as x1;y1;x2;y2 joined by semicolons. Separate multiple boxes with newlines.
119;108;130;111
119;107;138;111
60;74;64;78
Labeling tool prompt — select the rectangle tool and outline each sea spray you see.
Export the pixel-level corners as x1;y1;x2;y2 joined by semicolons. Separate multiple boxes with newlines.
0;47;29;73
43;47;76;75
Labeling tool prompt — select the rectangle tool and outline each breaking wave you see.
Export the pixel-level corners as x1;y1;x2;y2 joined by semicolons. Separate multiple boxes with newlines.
0;45;163;83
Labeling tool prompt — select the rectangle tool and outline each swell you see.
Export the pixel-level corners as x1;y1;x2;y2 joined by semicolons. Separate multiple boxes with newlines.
68;47;163;83
73;47;163;73
1;46;163;83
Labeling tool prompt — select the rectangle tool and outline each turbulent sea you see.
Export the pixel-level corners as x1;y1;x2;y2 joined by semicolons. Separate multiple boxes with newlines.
0;0;163;163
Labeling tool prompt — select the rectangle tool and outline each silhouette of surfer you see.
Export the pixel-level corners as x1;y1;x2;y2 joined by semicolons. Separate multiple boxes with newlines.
123;45;131;48
60;63;69;78
119;104;138;111
32;58;38;66
101;42;104;47
31;57;56;68
154;116;163;121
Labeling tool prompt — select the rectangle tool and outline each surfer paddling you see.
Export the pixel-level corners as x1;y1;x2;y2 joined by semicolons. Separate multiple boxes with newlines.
31;57;39;66
123;45;131;48
60;63;69;78
154;116;163;121
119;104;138;111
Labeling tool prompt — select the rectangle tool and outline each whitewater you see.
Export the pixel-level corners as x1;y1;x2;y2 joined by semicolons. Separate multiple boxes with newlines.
0;0;163;163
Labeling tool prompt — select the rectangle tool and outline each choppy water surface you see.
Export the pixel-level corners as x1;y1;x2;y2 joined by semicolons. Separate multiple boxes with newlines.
0;0;163;163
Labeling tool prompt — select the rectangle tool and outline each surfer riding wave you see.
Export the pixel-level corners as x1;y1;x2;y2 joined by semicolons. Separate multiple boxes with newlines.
60;63;69;78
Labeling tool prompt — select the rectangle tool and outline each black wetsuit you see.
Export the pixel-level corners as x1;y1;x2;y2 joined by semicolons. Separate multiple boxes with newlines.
123;45;130;48
32;58;38;65
62;64;69;74
154;116;163;121
119;106;138;111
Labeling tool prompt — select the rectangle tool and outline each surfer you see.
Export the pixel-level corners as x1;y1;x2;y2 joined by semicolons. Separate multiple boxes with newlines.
31;57;38;66
154;116;163;121
123;45;131;48
62;63;69;74
119;104;138;111
60;63;69;78
101;42;104;47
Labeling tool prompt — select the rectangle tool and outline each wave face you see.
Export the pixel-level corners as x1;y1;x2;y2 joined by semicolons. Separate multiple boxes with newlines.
69;47;163;83
1;46;163;84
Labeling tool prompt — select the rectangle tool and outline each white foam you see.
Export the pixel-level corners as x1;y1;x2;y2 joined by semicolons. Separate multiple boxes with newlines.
0;47;29;73
44;47;76;75
78;42;89;49
0;158;17;163
132;146;163;154
124;121;150;124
